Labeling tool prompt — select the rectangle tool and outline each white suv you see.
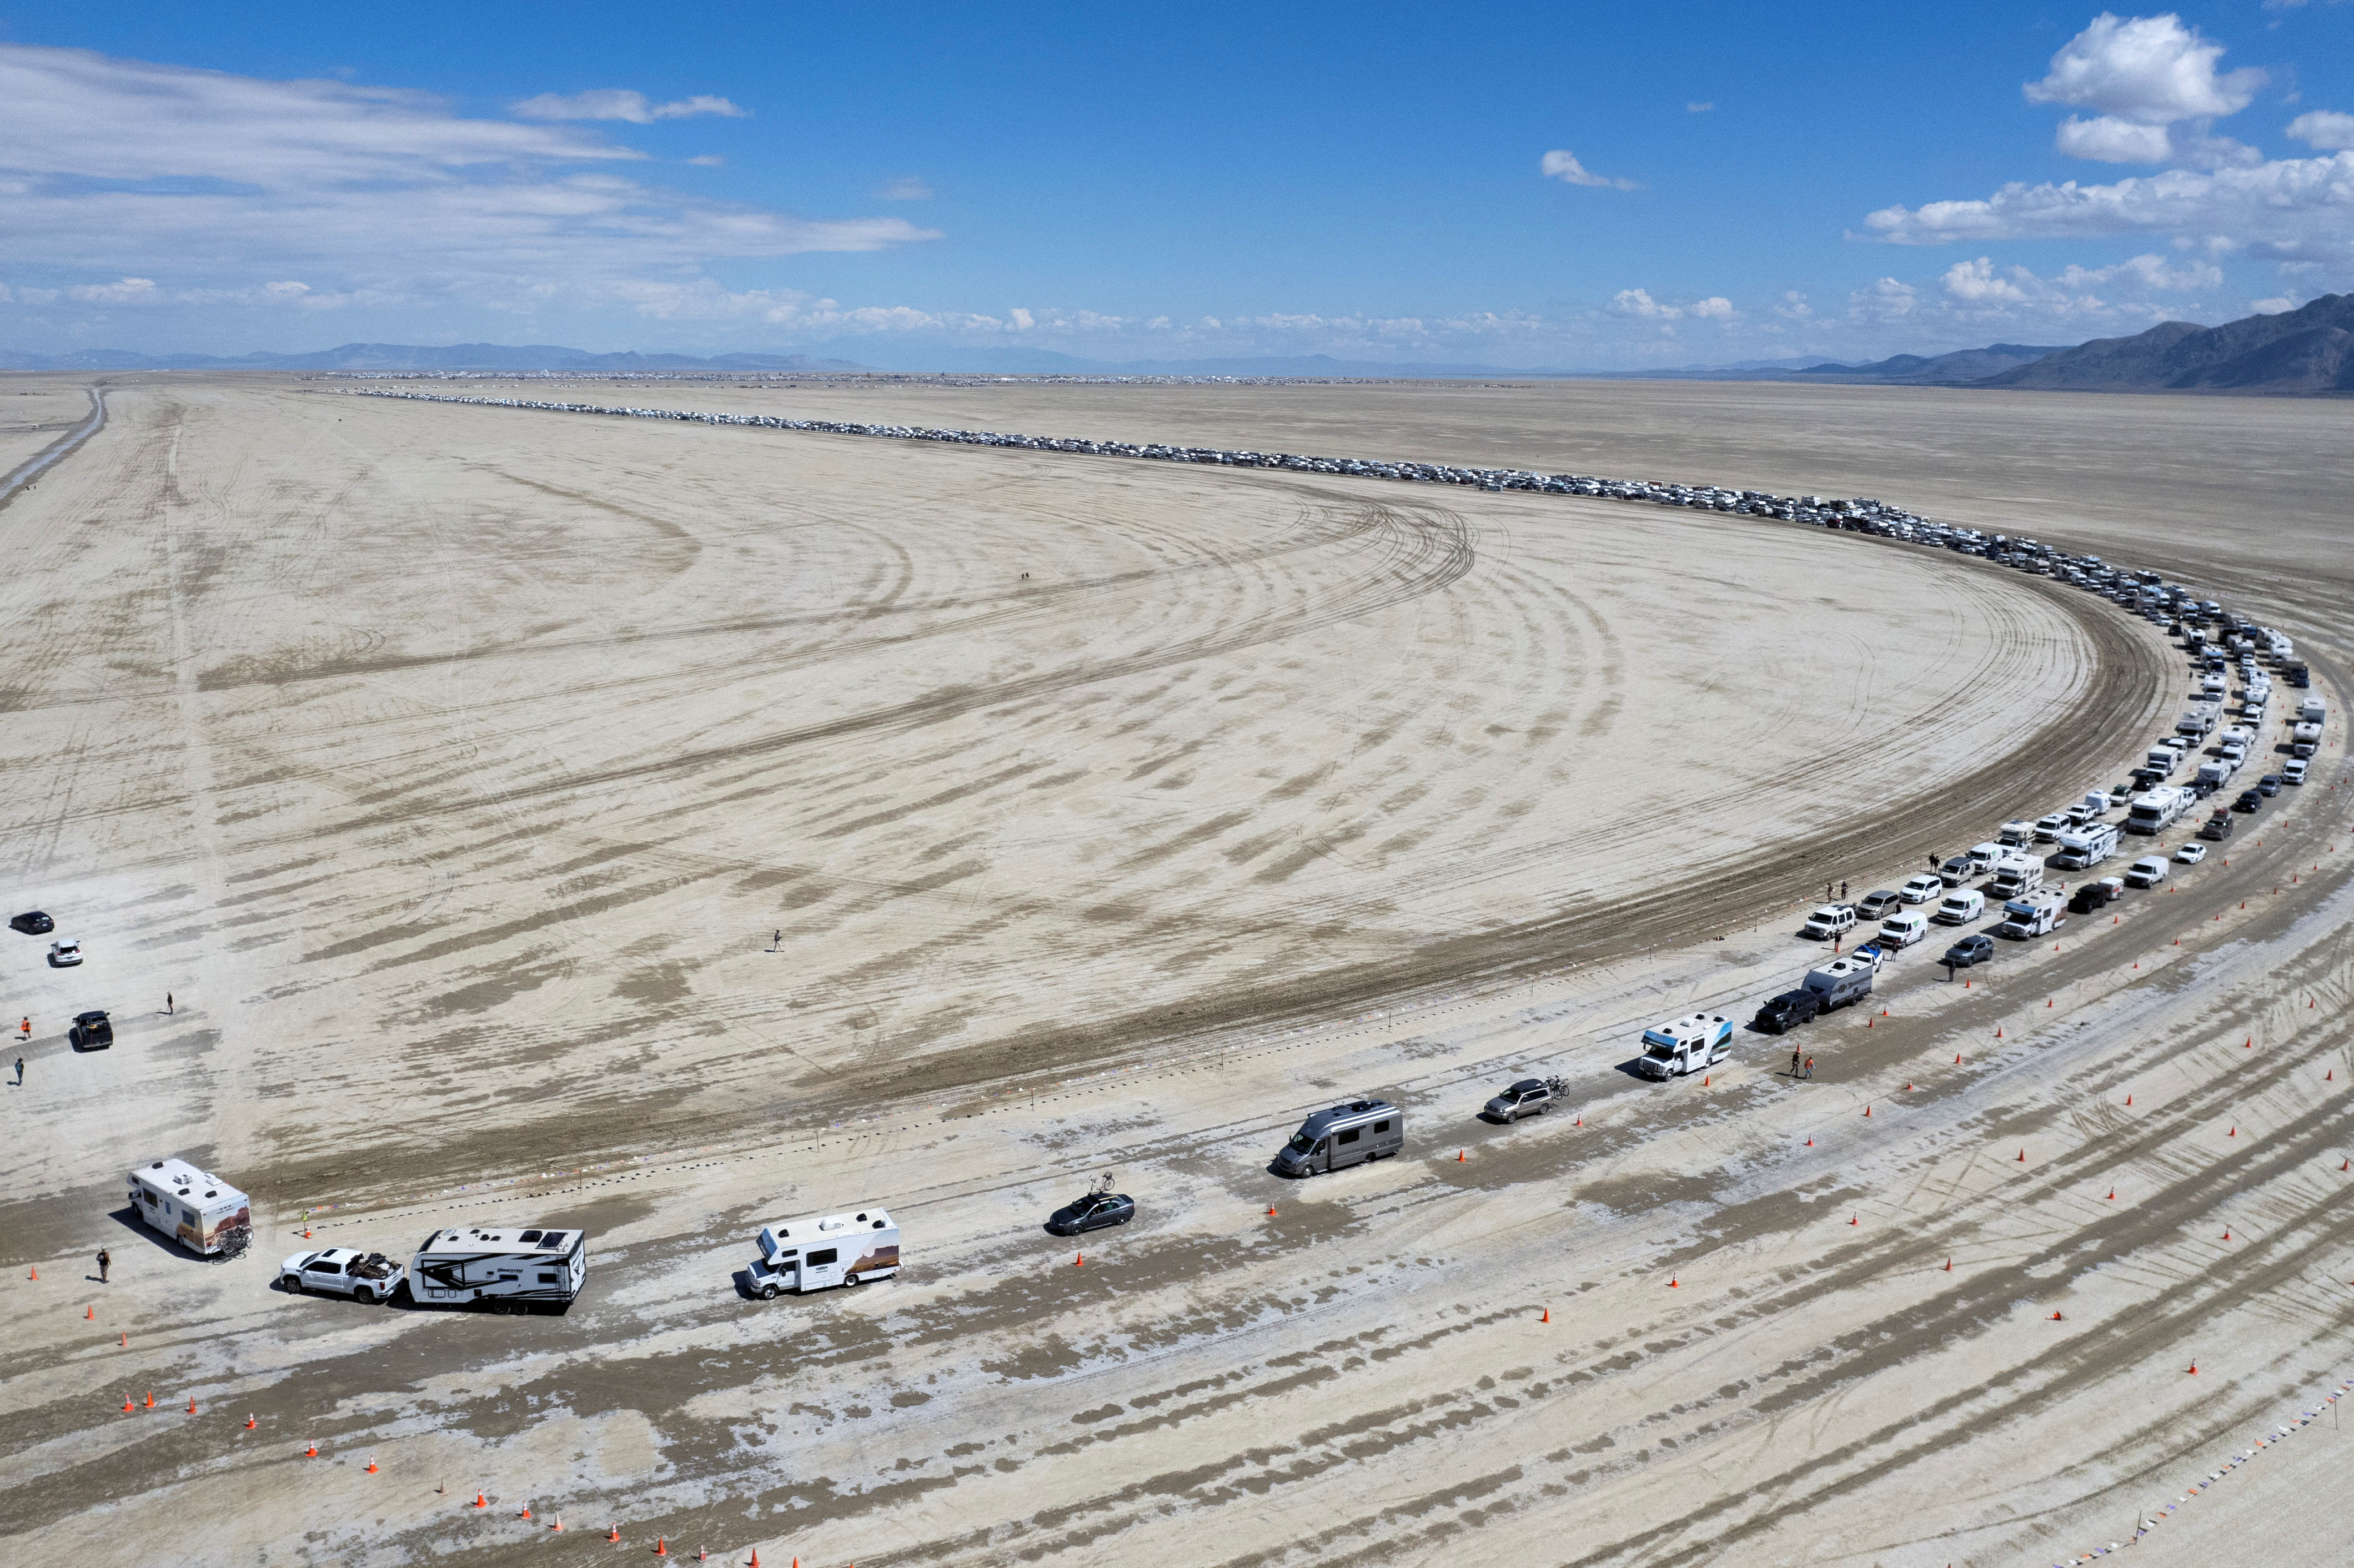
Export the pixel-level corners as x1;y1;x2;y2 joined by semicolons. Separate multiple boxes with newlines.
1898;872;1945;904
47;939;81;967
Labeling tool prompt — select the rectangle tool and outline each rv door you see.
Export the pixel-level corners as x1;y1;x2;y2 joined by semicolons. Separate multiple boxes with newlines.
800;1247;843;1290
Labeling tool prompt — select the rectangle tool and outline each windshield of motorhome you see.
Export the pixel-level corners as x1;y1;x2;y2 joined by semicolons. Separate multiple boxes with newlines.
1287;1130;1314;1154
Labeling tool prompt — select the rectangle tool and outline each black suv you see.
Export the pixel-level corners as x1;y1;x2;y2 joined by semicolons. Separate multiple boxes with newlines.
1944;934;1996;969
68;1010;112;1051
1753;990;1820;1033
2069;883;2115;914
2233;788;2264;812
9;911;53;935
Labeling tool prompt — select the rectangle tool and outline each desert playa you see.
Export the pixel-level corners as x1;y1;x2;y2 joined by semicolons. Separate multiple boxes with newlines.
2;373;2351;1567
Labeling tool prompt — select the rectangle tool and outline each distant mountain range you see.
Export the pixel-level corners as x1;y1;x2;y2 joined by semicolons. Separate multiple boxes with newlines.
4;296;2348;392
1980;293;2354;393
1788;343;2072;385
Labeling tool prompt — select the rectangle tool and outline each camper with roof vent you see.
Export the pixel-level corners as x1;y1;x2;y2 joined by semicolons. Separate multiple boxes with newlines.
1273;1099;1403;1176
748;1206;900;1296
409;1225;588;1314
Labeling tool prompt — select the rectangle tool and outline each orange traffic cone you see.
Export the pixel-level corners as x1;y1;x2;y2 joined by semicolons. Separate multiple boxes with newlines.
2050;1311;2064;1320
144;1392;154;1410
1863;1104;1871;1117
2229;1127;2237;1137
474;1492;489;1509
1955;1053;1962;1064
1455;1149;1465;1162
84;1306;93;1320
245;1414;257;1429
1943;1258;1952;1271
27;1266;36;1281
2126;1094;2132;1105
655;1539;670;1557
2189;1361;2198;1374
749;1550;760;1568
2223;1229;2232;1241
304;1443;318;1458
1539;1307;1549;1323
1805;1138;1814;1147
2016;1148;2026;1162
520;1505;534;1521
1848;1214;1859;1226
122;1395;133;1413
1702;1074;1710;1085
2106;1189;2116;1200
1264;1205;1276;1217
1667;1277;1678;1288
186;1396;197;1415
366;1456;379;1474
550;1516;563;1532
1073;1253;1083;1267
119;1333;127;1347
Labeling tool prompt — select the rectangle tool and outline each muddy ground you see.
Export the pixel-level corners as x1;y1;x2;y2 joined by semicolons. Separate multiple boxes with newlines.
1;373;2348;1567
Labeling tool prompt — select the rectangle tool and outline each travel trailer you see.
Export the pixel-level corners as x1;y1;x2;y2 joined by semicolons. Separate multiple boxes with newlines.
408;1226;588;1314
126;1158;251;1259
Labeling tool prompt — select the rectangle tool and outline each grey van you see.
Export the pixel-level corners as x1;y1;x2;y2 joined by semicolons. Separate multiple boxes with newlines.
1273;1099;1403;1177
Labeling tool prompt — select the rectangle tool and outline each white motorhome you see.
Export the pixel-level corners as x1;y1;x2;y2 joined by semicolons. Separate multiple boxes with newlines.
2291;722;2322;759
2126;786;2194;835
1998;820;2035;848
409;1225;587;1314
2051;822;2120;870
1996;892;2066;940
747;1207;900;1296
2299;696;2328;726
1989;854;2044;899
126;1159;252;1259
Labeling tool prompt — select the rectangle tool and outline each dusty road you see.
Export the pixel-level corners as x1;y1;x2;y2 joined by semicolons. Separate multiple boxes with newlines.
0;373;2347;1567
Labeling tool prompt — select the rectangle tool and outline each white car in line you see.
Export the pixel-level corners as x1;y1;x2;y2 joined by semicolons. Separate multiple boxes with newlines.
2174;841;2208;865
47;939;81;967
1898;872;1945;904
279;1247;406;1304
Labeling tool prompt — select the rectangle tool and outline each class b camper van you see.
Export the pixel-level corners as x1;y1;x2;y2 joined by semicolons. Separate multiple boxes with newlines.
1274;1099;1403;1176
747;1207;900;1297
409;1226;586;1314
127;1158;251;1260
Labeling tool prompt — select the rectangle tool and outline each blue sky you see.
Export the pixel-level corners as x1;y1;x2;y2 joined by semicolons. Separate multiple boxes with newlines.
3;2;2351;367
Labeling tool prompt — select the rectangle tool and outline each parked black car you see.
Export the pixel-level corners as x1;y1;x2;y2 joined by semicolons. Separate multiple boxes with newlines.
2069;882;2115;915
1753;990;1820;1034
2233;788;2263;813
9;910;53;935
68;1009;111;1051
1046;1192;1135;1237
1943;934;1996;969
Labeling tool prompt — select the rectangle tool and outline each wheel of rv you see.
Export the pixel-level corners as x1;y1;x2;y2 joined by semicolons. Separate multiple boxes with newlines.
760;1284;780;1300
842;1272;861;1288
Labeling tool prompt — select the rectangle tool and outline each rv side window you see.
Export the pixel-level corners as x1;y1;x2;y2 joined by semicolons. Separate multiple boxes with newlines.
538;1272;560;1284
806;1249;838;1268
1337;1128;1361;1145
1374;1120;1391;1132
498;1272;519;1283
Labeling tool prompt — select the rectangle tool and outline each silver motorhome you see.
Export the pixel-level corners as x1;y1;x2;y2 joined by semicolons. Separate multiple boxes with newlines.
2051;822;2120;870
126;1158;252;1260
1274;1099;1402;1176
2126;786;2193;835
409;1225;587;1314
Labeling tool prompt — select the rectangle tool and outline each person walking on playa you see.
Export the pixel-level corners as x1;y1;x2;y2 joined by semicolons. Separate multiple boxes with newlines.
17;1018;27;1043
1803;1057;1815;1080
97;1248;110;1284
165;992;173;1016
11;1056;21;1087
1790;1048;1802;1079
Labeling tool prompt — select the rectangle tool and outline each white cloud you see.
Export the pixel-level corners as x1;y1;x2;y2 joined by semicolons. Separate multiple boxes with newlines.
1607;289;1731;321
510;89;745;124
66;275;160;304
2025;13;2264;125
1940;257;2031;303
1864;151;2354;259
2055;114;2175;163
686;154;725;168
1687;101;1714;113
1007;306;1035;330
2248;295;2297;311
1540;149;1639;190
0;44;936;317
1773;290;1813;320
1849;278;1918;321
2057;252;2221;289
879;176;934;200
2288;109;2354;150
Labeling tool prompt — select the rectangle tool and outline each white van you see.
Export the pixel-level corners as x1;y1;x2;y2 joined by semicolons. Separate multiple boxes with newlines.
1965;842;2005;875
1934;888;1985;924
1878;911;1931;949
748;1207;900;1296
2124;856;2169;888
